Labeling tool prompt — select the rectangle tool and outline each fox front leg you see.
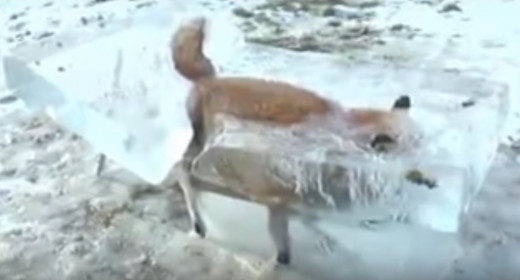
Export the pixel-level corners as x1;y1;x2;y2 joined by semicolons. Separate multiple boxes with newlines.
96;154;107;176
268;205;291;265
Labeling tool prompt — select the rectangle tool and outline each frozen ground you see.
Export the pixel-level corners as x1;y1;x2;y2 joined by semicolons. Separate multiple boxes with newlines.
1;0;520;279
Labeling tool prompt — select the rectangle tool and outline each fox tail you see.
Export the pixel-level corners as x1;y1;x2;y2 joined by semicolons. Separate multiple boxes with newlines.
171;17;216;82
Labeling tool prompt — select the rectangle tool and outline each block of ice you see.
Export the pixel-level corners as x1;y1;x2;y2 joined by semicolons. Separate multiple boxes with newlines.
193;43;508;231
1;3;245;185
190;43;509;279
1;24;196;185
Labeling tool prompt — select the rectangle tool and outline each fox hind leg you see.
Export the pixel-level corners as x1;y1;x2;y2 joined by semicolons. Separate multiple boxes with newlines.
174;160;207;238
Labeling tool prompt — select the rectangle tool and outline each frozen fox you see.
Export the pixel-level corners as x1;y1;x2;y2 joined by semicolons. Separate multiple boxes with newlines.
171;17;414;265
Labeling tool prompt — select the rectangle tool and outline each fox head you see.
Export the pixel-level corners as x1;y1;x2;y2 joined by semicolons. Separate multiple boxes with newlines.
371;95;413;152
344;95;418;154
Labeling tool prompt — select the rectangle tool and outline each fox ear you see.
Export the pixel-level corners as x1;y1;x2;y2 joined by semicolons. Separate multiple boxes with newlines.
392;95;411;111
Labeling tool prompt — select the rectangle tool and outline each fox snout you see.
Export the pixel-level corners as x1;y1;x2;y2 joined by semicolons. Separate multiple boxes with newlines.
370;133;397;152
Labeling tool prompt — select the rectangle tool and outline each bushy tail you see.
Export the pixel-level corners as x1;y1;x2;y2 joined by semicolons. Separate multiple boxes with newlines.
171;17;216;82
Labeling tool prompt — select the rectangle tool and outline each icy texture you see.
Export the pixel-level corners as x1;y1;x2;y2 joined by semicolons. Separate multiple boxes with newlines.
3;46;191;185
1;23;197;185
1;2;244;185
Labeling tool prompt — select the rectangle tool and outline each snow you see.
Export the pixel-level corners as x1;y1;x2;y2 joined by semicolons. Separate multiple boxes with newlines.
1;0;520;279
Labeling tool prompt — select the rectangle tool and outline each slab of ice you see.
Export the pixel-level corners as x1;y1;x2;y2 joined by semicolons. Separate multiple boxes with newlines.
192;44;508;229
2;34;192;185
1;2;245;185
187;41;508;279
192;58;507;279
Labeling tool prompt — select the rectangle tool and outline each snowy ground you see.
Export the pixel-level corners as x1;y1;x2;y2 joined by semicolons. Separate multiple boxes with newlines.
1;0;520;279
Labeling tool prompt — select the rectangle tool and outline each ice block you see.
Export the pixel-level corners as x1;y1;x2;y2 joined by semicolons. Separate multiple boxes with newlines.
190;44;508;279
1;3;244;185
194;45;509;229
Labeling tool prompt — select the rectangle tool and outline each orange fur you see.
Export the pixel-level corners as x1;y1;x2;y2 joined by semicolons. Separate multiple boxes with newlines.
172;17;407;139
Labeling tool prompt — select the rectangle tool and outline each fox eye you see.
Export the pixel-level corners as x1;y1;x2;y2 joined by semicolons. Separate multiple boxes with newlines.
370;133;396;152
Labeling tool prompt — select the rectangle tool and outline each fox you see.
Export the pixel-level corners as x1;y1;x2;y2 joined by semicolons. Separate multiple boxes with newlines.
168;17;421;266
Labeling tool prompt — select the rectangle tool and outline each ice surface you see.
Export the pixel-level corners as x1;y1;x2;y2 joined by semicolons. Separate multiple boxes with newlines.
2;42;192;185
1;1;245;185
